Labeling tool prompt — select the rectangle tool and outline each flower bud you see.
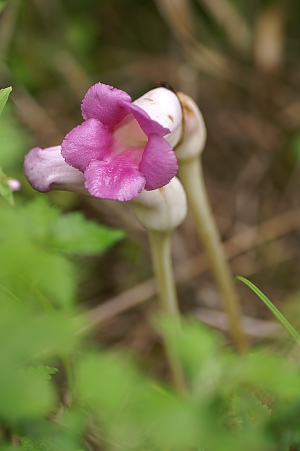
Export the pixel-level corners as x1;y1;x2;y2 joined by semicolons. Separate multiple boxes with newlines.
131;177;187;232
175;92;207;161
6;178;21;191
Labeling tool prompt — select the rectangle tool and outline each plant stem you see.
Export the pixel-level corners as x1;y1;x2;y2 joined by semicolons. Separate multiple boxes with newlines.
61;355;76;404
178;157;248;352
148;229;186;393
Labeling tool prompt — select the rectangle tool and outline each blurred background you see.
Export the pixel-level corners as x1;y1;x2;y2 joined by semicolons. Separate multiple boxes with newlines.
1;0;300;369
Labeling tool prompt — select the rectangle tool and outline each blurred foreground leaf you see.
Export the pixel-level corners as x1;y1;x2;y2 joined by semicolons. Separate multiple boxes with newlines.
0;168;14;205
0;197;124;308
0;299;81;423
49;211;125;255
20;438;51;451
0;87;12;115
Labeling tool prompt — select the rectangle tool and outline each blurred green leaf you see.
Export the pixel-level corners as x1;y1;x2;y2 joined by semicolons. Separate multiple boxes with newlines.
240;352;300;398
0;198;123;308
136;386;200;450
0;299;82;423
0;367;56;423
0;104;31;171
289;130;300;166
231;389;271;429
0;169;14;205
157;317;221;394
0;1;7;14
20;438;51;451
26;365;59;382
0;234;77;309
49;211;125;255
0;87;12;115
0;303;81;367
77;351;141;419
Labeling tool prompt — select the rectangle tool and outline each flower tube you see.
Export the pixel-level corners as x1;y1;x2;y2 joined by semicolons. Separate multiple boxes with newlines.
24;145;87;195
24;83;182;201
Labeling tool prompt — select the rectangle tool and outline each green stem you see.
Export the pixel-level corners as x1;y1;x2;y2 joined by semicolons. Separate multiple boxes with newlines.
178;157;248;352
61;355;76;404
148;230;186;393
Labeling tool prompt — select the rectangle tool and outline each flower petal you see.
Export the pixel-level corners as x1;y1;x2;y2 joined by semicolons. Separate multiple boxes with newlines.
84;149;146;201
133;87;183;147
81;82;132;126
139;134;178;190
24;146;86;194
61;118;112;172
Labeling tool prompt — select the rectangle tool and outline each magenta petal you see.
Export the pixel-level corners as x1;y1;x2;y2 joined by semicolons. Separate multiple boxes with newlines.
127;103;170;137
139;134;178;190
84;150;146;201
81;82;132;126
61;118;112;172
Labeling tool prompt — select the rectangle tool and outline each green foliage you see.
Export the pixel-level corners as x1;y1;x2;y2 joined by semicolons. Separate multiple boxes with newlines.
0;193;125;449
0;299;80;422
49;211;125;255
20;438;51;451
0;104;31;171
66;317;300;451
0;197;124;309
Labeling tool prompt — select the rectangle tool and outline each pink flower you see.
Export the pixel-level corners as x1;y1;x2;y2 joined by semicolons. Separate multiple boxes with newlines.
24;83;182;201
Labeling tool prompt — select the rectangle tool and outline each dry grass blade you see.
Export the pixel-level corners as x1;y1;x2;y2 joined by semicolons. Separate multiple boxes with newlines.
197;0;252;53
154;0;235;80
254;4;285;72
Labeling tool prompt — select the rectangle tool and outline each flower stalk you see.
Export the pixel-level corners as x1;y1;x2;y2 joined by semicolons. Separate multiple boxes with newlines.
148;230;186;392
131;177;187;392
176;91;248;352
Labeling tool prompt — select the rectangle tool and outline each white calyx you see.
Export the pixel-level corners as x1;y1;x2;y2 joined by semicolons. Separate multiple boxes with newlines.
131;177;187;232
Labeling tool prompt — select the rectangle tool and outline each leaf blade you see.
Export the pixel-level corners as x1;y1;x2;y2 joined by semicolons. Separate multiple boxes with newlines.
0;86;12;115
237;276;300;344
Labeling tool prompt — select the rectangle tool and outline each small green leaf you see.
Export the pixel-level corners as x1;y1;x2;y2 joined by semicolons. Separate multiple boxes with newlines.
0;171;14;205
49;211;125;255
237;276;300;344
0;87;12;115
26;366;59;382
